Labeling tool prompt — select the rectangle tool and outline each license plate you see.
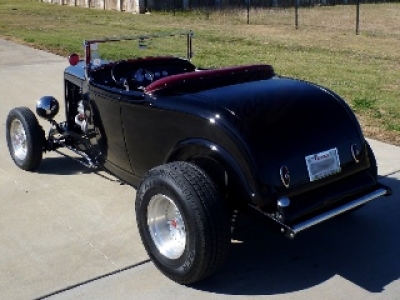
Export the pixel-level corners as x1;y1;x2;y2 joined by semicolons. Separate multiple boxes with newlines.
305;148;341;182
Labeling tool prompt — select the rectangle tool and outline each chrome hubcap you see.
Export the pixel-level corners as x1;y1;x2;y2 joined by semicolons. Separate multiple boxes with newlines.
147;194;186;259
10;119;27;161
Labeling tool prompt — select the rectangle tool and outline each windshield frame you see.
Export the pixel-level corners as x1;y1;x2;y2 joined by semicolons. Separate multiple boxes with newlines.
82;31;194;79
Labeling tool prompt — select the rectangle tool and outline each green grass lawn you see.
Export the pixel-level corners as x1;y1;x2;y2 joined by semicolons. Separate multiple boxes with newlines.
1;0;400;144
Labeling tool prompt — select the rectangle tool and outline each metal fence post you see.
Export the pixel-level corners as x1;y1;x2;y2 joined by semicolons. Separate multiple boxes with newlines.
247;0;250;25
356;0;360;35
295;0;299;29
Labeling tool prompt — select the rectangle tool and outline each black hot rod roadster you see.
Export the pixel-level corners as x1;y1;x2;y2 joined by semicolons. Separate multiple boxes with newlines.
6;31;390;284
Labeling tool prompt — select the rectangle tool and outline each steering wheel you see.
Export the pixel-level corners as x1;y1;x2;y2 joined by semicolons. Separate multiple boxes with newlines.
111;60;133;87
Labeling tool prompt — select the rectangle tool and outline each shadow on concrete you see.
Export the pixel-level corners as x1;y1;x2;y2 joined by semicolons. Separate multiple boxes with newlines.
191;175;400;295
36;156;93;175
30;157;400;296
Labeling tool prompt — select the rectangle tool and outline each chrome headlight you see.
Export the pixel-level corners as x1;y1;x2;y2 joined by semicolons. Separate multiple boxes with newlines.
36;96;59;120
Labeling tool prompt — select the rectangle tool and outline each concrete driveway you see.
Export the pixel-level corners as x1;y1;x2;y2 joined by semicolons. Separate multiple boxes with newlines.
0;39;399;300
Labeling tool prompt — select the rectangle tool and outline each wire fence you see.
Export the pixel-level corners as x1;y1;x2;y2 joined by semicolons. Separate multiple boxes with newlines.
42;0;400;11
147;0;399;10
41;0;400;34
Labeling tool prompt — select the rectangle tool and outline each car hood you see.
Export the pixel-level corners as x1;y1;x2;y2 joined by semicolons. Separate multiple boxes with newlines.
193;77;367;193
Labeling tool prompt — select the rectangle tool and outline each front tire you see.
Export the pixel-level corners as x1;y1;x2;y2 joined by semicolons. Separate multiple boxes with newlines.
135;161;231;284
6;107;44;171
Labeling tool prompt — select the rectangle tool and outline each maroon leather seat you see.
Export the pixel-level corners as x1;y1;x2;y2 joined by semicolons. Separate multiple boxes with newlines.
145;64;275;96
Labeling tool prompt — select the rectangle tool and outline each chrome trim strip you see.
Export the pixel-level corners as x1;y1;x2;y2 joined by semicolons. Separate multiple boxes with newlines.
291;187;388;236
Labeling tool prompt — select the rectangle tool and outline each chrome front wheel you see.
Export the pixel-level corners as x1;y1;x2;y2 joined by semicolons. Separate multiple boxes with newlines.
6;107;44;171
9;119;28;161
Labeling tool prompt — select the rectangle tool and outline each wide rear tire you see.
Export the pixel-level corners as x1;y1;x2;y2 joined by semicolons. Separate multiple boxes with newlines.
6;107;44;171
135;161;231;284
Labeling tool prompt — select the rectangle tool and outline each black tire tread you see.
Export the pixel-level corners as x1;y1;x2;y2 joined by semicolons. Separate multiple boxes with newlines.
166;161;231;282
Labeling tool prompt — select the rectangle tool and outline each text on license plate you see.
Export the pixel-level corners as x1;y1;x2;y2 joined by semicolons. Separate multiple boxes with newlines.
305;148;341;182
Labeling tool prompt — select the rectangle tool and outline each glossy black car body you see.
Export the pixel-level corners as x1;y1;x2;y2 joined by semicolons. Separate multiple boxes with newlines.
6;31;390;284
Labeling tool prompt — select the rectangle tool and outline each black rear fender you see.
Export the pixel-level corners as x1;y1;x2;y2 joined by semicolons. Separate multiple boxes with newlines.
166;140;259;208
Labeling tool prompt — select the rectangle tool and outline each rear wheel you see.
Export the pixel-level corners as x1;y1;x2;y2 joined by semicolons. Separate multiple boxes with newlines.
6;107;44;171
135;161;231;284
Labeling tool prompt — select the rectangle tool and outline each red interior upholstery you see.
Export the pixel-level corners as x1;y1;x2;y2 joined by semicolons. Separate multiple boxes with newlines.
145;64;275;95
